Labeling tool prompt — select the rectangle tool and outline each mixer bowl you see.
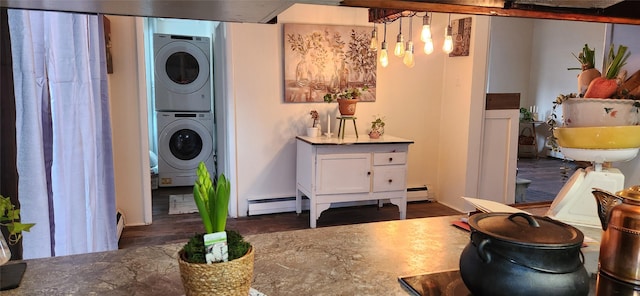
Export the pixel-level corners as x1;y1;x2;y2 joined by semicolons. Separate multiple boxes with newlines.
554;126;640;149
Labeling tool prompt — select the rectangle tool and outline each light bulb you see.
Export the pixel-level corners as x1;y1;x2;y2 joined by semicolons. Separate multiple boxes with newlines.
394;18;405;57
421;25;431;42
394;33;405;57
403;41;415;68
369;27;378;51
443;25;453;54
423;38;434;54
420;15;432;42
380;42;389;68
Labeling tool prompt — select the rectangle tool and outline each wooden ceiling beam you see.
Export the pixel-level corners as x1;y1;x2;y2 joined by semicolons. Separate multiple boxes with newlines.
343;0;640;25
368;9;422;23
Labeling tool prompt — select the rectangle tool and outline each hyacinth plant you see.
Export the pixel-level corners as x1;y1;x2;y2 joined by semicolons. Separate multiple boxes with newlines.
193;162;230;234
182;162;250;263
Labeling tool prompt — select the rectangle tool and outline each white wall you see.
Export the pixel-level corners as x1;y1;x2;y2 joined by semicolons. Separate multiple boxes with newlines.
107;16;152;226
487;18;606;156
529;20;607;120
486;17;534;104
436;15;491;212
110;7;619;221
608;24;640;188
228;4;446;216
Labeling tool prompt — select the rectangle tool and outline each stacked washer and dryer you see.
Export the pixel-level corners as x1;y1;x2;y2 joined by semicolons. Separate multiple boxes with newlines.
154;34;215;187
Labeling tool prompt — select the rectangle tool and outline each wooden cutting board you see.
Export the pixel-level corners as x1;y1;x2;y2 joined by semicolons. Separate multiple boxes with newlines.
619;69;640;96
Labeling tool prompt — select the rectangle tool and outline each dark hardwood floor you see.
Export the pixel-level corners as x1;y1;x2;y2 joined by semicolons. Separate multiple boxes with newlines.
118;156;573;249
118;191;462;249
516;156;577;203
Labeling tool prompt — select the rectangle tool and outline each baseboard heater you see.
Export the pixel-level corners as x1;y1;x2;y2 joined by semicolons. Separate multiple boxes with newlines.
407;186;432;202
247;186;431;216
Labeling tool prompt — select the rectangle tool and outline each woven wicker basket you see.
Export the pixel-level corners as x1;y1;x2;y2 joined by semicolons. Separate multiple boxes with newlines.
178;246;254;296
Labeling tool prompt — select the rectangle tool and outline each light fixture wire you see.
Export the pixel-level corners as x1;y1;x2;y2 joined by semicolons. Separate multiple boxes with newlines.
403;16;415;68
369;22;378;51
379;22;389;67
394;17;405;57
443;14;454;54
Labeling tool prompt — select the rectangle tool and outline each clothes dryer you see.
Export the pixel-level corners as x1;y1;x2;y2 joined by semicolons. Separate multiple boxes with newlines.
157;111;215;187
154;34;211;112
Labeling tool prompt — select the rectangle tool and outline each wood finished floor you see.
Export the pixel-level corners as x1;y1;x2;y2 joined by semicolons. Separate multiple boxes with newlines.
118;156;571;249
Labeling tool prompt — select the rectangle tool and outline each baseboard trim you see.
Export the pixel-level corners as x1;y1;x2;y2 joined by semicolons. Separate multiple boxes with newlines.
248;197;386;216
247;187;429;216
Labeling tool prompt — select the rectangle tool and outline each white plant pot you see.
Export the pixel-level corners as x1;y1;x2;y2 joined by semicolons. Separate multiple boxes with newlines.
306;127;319;137
562;98;640;127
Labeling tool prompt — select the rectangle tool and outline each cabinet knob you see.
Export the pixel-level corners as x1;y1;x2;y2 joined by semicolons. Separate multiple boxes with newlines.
388;157;393;162
367;171;371;176
388;179;393;183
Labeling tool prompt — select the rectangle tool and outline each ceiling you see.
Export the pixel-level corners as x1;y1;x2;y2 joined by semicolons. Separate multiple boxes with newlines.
1;0;640;25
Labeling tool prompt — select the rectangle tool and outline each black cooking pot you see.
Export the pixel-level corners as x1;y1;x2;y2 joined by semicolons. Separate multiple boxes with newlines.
459;212;589;296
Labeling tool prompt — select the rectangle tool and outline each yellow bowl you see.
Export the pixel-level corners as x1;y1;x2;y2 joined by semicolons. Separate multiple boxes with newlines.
554;126;640;149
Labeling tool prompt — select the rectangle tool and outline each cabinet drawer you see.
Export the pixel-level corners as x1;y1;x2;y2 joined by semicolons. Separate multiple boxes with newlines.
373;166;406;192
373;152;407;166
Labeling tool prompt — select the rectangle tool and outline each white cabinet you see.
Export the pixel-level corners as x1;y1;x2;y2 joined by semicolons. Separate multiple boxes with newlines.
296;136;414;228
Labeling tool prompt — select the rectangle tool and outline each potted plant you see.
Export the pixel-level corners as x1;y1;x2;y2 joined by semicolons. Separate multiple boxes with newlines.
519;107;533;122
177;162;253;296
569;44;601;96
1;195;35;264
307;110;320;137
369;115;385;139
323;86;368;116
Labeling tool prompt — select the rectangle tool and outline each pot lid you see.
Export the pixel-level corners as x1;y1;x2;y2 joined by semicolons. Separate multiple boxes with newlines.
468;212;584;247
617;185;640;201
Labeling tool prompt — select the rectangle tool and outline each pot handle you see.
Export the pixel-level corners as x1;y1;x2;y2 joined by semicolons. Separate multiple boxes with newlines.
477;239;492;263
508;212;540;228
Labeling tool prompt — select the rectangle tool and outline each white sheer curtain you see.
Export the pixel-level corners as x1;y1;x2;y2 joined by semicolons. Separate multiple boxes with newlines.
9;10;117;258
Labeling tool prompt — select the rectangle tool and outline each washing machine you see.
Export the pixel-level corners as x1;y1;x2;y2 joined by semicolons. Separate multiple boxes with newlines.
154;34;211;112
157;111;215;187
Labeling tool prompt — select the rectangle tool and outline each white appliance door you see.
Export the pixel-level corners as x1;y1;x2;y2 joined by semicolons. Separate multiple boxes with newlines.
154;40;209;95
158;118;213;170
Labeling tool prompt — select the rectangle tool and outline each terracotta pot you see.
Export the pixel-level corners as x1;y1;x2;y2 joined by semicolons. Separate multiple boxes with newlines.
369;130;381;139
337;99;358;116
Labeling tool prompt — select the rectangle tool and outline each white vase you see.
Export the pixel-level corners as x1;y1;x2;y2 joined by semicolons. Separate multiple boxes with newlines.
306;127;319;137
0;235;11;265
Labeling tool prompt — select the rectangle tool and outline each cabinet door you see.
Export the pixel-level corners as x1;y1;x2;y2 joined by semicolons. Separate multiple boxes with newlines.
316;153;371;194
373;165;406;192
478;109;518;204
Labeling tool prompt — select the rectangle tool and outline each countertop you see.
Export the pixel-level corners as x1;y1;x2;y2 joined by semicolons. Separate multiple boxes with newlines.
4;215;603;295
296;135;414;145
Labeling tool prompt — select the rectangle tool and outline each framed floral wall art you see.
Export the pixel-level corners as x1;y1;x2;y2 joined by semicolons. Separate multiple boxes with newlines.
283;23;377;103
450;17;472;57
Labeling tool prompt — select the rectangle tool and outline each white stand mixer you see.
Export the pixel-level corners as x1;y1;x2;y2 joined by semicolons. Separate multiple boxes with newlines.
546;147;639;228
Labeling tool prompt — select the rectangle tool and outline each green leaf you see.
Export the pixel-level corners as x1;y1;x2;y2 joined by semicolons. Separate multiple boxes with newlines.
213;174;230;233
193;184;213;233
605;44;630;79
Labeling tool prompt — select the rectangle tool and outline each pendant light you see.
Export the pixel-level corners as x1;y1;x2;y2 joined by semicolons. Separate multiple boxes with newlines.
369;23;378;51
403;17;415;68
394;17;405;57
443;14;454;54
421;13;434;54
380;22;389;68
